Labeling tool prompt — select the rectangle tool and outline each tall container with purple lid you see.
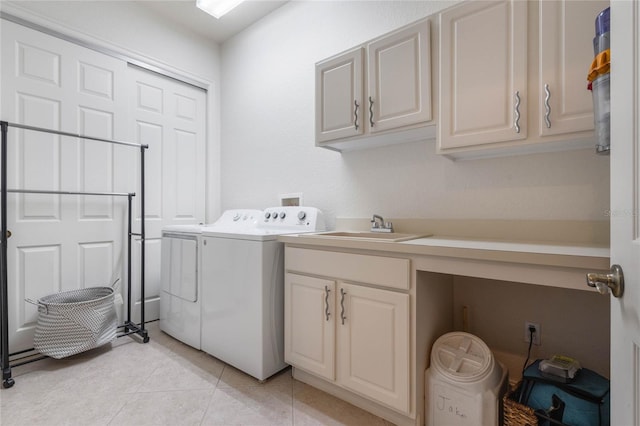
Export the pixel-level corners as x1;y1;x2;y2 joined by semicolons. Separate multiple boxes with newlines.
589;7;610;154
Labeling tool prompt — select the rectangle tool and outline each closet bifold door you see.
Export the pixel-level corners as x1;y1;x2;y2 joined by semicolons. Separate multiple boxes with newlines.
0;18;132;353
126;64;206;324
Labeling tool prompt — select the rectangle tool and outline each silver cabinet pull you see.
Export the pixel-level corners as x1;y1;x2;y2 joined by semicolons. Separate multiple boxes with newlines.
514;91;521;133
544;84;551;128
369;96;374;127
324;285;331;321
340;288;347;325
354;100;359;131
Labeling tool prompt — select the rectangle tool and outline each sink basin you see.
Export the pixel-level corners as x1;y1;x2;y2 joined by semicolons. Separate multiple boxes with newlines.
307;231;428;242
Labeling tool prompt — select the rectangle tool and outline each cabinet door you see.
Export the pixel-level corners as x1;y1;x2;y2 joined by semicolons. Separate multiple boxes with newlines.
367;19;431;133
537;0;608;137
284;273;336;381
439;0;527;150
337;283;410;414
315;48;364;143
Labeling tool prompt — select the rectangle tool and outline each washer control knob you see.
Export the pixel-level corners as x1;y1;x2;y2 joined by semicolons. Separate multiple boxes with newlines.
280;212;286;219
265;212;271;219
297;211;306;221
273;212;279;219
233;213;241;221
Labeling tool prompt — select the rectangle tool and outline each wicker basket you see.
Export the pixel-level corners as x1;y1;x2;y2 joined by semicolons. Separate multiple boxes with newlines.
27;286;117;359
503;384;539;426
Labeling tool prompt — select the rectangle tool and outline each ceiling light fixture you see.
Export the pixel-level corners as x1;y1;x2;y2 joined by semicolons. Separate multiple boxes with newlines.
196;0;245;19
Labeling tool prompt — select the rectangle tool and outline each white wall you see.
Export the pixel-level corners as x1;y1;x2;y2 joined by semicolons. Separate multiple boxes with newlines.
1;0;224;220
221;0;610;229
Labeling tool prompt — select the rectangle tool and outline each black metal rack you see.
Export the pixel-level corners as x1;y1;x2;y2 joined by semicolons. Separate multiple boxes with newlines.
0;121;149;389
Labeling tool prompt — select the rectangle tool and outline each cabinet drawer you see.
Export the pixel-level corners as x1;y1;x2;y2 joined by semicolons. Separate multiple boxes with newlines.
285;247;410;290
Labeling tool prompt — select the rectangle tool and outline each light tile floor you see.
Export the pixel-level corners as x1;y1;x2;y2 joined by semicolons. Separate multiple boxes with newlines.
0;321;394;426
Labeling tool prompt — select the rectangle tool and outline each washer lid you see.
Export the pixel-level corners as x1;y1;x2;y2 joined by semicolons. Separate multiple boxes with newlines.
431;332;495;383
162;224;208;234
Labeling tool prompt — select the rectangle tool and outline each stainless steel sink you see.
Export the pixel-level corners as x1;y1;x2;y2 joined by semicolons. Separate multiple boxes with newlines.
306;231;429;242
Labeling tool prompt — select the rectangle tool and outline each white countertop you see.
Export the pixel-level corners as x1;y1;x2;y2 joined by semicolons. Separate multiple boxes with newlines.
279;233;610;291
402;237;610;258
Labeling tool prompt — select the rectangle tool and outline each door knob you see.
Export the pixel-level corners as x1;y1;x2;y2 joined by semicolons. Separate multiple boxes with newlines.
586;264;624;298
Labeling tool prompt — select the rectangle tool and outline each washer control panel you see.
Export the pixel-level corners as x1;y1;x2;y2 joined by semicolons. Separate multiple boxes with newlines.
260;206;325;232
213;209;262;228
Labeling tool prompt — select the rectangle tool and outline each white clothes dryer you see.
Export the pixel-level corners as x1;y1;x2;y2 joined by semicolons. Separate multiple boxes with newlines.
200;206;325;381
159;210;261;349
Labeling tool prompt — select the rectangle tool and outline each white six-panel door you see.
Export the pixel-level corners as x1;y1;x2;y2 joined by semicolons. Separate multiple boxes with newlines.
0;19;206;351
0;20;130;351
610;1;640;424
127;65;206;323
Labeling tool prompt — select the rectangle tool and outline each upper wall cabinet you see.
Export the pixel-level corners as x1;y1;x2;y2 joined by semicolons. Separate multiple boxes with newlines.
438;0;608;159
536;0;608;138
438;0;527;151
367;22;432;133
315;48;364;143
316;19;433;152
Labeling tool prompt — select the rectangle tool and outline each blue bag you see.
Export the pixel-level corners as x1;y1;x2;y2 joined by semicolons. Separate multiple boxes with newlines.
517;359;610;426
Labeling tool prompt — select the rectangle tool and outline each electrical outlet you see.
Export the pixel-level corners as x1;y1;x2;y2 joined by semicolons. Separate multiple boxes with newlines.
524;321;541;345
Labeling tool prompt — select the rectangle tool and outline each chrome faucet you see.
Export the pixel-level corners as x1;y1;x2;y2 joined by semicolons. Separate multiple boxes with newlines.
370;214;394;233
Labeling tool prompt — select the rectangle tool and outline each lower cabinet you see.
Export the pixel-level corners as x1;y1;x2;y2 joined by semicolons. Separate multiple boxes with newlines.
285;274;336;381
285;272;410;414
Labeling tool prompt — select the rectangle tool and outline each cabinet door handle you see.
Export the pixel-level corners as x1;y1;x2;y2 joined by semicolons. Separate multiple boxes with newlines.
544;84;551;128
340;288;347;325
514;91;521;134
354;100;359;131
324;285;331;321
369;96;374;127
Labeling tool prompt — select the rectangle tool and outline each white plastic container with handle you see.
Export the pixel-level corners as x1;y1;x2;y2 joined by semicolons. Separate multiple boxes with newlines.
426;332;508;426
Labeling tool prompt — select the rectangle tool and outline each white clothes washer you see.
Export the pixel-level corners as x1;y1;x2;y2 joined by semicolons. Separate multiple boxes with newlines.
159;210;262;350
200;206;325;381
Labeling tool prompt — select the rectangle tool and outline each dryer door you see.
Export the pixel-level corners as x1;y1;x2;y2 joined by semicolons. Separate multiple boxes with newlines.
161;234;198;302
